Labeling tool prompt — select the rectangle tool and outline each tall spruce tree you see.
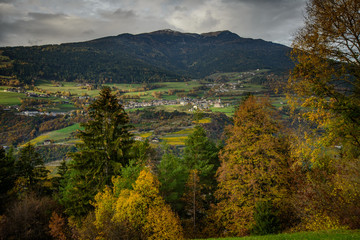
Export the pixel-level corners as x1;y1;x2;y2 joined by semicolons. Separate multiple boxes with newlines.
60;87;133;218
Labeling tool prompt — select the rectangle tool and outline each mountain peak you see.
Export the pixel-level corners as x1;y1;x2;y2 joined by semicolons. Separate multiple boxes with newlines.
150;29;182;35
201;30;231;36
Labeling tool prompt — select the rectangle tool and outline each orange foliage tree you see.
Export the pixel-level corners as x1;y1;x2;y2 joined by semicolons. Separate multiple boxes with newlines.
214;96;293;236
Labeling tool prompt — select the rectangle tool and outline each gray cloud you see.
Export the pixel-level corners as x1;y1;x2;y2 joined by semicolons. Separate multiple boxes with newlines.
0;0;306;47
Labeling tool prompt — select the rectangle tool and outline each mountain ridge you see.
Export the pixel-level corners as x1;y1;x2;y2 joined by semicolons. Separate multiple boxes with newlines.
0;30;293;84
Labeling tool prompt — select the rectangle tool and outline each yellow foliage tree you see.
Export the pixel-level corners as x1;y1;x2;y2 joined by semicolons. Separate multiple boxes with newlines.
93;169;184;239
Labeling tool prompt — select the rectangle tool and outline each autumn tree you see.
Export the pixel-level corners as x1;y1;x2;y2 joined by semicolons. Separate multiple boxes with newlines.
287;0;360;229
59;87;133;218
92;169;184;240
289;0;360;157
214;96;292;236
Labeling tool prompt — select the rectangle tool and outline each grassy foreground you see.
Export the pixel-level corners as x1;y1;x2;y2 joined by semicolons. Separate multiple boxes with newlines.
199;230;360;240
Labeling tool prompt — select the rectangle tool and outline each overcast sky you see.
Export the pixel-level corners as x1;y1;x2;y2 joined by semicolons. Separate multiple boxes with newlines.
0;0;307;47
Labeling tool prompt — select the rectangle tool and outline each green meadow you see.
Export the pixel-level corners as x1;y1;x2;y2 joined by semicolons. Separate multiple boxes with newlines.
0;91;25;105
199;230;360;240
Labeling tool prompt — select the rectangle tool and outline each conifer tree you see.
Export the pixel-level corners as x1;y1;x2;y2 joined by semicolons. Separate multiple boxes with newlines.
60;87;133;218
183;125;219;184
15;143;49;194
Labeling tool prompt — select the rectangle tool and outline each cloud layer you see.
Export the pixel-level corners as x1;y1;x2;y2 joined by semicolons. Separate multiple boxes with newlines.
0;0;306;47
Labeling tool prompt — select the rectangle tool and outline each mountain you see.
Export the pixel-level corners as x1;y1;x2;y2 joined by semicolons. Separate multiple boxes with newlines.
0;30;293;84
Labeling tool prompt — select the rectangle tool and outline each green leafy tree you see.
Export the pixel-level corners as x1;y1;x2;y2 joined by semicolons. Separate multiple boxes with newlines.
251;201;280;235
60;87;133;218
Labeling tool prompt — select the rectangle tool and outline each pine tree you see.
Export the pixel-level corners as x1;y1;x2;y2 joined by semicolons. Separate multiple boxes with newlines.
60;87;133;218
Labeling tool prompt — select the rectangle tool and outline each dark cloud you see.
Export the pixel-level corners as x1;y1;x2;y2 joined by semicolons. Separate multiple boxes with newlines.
0;0;306;47
100;8;136;19
27;12;67;20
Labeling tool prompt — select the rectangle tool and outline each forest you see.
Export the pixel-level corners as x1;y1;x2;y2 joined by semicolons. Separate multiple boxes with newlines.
0;0;360;239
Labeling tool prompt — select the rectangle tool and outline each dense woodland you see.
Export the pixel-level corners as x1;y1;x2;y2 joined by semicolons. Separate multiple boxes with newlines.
0;0;360;239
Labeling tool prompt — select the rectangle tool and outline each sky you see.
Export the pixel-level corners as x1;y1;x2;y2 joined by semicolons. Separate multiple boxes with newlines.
0;0;307;47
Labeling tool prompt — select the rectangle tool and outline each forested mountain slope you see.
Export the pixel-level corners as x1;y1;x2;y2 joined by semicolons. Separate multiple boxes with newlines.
0;30;293;84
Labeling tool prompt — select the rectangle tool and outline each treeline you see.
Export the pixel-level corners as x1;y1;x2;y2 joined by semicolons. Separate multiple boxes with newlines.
0;46;180;84
1;87;359;239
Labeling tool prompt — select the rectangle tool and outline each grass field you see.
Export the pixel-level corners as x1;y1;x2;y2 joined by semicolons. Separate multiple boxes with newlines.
34;80;100;97
210;106;236;116
0;91;25;105
198;230;360;240
27;123;83;146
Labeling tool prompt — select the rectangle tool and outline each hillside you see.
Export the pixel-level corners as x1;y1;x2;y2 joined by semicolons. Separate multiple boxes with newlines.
0;30;293;84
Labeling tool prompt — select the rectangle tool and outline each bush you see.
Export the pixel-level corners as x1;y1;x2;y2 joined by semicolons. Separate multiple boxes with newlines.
251;201;280;235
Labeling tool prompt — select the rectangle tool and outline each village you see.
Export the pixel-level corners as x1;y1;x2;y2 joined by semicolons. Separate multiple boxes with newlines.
3;84;229;116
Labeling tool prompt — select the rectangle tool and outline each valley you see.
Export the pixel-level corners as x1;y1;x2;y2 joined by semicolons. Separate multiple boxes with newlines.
0;69;287;163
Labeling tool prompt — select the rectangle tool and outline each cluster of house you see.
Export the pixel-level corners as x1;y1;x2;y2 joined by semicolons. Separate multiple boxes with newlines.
3;88;25;93
18;111;68;117
123;99;178;109
123;97;225;110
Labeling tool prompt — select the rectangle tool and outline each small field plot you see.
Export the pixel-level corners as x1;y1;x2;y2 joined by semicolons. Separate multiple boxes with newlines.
270;96;287;108
27;123;83;146
0;91;25;105
209;106;235;117
35;80;100;97
160;127;195;146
